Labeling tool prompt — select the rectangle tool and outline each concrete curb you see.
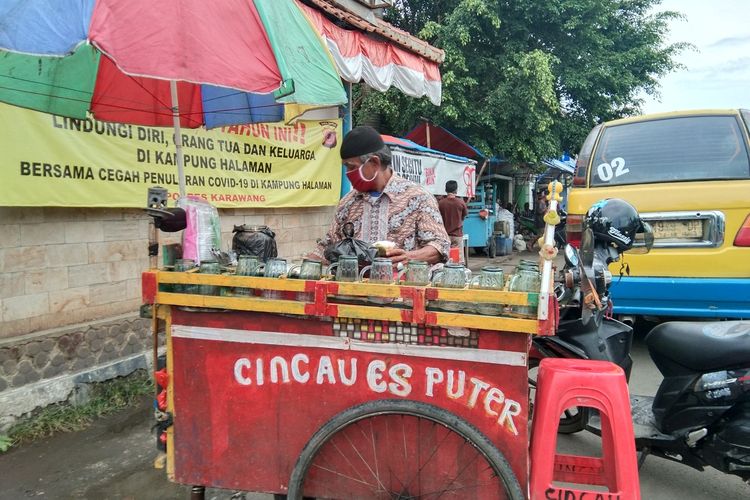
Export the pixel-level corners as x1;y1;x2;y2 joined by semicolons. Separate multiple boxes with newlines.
0;350;156;432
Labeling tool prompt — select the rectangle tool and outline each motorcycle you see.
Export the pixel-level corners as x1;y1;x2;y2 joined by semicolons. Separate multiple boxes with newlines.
531;198;750;484
553;206;567;247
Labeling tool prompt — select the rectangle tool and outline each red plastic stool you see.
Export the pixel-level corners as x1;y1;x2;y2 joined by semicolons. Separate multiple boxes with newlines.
529;358;640;500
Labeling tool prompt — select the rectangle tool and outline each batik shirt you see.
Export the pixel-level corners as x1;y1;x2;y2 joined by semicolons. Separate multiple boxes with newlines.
314;173;450;261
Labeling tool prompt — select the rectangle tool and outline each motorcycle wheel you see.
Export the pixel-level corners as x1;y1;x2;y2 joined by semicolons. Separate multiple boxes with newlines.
528;356;586;434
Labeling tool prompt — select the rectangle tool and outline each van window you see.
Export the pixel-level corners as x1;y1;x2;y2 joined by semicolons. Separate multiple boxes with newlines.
590;115;750;186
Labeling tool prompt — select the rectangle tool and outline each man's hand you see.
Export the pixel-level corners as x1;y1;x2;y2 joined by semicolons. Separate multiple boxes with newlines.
385;247;409;265
304;252;327;265
386;245;442;265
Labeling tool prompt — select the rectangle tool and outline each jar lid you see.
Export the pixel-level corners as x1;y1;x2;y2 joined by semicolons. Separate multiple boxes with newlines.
481;266;503;272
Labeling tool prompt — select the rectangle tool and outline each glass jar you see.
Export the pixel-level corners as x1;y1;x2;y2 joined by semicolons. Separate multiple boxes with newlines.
470;266;505;316
198;259;221;296
508;269;541;316
430;263;472;312
262;258;287;300
402;260;430;286
174;259;197;294
233;255;263;297
289;259;323;302
327;255;359;282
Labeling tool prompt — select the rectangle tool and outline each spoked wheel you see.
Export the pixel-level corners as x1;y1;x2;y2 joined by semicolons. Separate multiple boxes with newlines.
528;357;586;434
287;399;523;500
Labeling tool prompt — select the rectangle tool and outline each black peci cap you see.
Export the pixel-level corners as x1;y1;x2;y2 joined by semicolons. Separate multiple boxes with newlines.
340;125;385;159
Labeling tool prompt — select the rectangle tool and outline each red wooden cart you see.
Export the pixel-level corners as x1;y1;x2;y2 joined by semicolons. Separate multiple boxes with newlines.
142;264;557;499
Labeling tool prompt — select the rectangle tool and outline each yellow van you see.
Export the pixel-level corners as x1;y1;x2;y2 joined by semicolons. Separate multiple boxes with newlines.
567;109;750;319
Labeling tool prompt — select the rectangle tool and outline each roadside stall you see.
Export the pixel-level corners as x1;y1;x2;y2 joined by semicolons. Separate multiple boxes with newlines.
142;236;558;498
403;123;507;257
385;135;477;199
465;182;500;257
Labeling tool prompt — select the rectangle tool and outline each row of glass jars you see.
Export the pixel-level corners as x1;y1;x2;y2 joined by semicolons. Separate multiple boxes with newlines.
166;256;541;317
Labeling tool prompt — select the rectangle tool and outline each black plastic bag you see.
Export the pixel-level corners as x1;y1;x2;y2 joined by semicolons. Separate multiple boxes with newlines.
323;222;377;267
232;225;278;261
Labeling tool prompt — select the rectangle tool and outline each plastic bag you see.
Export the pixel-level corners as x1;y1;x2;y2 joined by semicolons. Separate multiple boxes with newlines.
323;222;377;267
178;196;221;265
232;225;278;261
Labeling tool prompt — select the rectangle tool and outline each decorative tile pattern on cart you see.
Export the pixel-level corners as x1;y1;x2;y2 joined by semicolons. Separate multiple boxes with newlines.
332;318;479;347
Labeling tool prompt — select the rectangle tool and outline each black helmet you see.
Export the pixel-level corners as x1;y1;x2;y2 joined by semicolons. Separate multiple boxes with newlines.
585;198;649;252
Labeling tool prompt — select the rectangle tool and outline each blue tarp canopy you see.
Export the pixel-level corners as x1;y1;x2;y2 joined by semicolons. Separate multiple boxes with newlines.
382;134;474;163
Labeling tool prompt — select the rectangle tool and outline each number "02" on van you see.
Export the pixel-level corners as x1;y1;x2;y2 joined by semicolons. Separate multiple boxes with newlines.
567;109;750;320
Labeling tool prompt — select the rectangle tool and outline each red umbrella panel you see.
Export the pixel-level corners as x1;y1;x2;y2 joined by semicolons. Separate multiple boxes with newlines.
0;0;346;195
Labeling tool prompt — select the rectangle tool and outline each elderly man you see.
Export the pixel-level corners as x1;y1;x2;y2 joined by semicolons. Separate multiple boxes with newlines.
311;126;449;265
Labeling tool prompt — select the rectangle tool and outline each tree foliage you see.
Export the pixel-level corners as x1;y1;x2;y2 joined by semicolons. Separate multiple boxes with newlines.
360;0;686;163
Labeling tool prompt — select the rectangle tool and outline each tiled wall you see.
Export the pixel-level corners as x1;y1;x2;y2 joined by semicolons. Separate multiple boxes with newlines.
0;206;336;340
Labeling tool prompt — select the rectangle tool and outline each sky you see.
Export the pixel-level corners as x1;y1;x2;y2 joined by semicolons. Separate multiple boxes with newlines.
640;0;750;114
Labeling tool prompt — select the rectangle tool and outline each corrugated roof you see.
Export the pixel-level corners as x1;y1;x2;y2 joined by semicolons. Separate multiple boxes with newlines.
406;122;485;161
302;0;445;63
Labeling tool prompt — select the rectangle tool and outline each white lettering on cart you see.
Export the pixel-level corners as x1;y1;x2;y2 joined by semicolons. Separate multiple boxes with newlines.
292;354;310;383
338;359;357;386
447;370;465;399
468;377;491;408
256;358;264;386
388;363;413;397
234;358;252;385
423;367;521;436
270;356;290;383
484;388;504;416
425;367;443;396
316;356;336;384
232;354;520;436
366;360;413;396
499;399;522;436
367;360;387;393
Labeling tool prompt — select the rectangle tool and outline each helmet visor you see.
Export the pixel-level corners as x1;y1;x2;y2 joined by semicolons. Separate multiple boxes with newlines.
626;221;654;254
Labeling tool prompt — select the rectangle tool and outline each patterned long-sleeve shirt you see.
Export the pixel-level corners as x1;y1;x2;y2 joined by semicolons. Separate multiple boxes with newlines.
314;174;450;261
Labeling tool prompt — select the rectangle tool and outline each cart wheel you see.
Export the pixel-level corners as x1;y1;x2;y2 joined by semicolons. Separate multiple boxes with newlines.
488;238;497;258
287;399;523;500
528;357;585;434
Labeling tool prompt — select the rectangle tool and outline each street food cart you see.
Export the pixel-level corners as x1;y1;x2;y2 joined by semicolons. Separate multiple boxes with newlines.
142;257;557;499
464;182;499;257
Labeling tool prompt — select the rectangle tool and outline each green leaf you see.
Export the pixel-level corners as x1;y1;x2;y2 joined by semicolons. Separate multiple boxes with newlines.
369;0;687;163
0;434;13;453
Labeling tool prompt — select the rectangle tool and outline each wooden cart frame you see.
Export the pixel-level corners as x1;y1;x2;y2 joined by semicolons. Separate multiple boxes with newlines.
142;269;557;499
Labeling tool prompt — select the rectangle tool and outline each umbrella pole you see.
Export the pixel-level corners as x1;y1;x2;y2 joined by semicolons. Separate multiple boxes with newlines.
170;80;187;198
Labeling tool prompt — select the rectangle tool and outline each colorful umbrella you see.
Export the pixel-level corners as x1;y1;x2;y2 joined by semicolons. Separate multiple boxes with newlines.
0;0;346;196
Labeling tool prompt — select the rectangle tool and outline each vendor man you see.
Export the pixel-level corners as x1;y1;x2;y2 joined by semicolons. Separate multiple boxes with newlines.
310;126;450;265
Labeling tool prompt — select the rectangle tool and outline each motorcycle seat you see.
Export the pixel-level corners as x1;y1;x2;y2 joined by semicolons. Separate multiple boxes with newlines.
646;321;750;372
